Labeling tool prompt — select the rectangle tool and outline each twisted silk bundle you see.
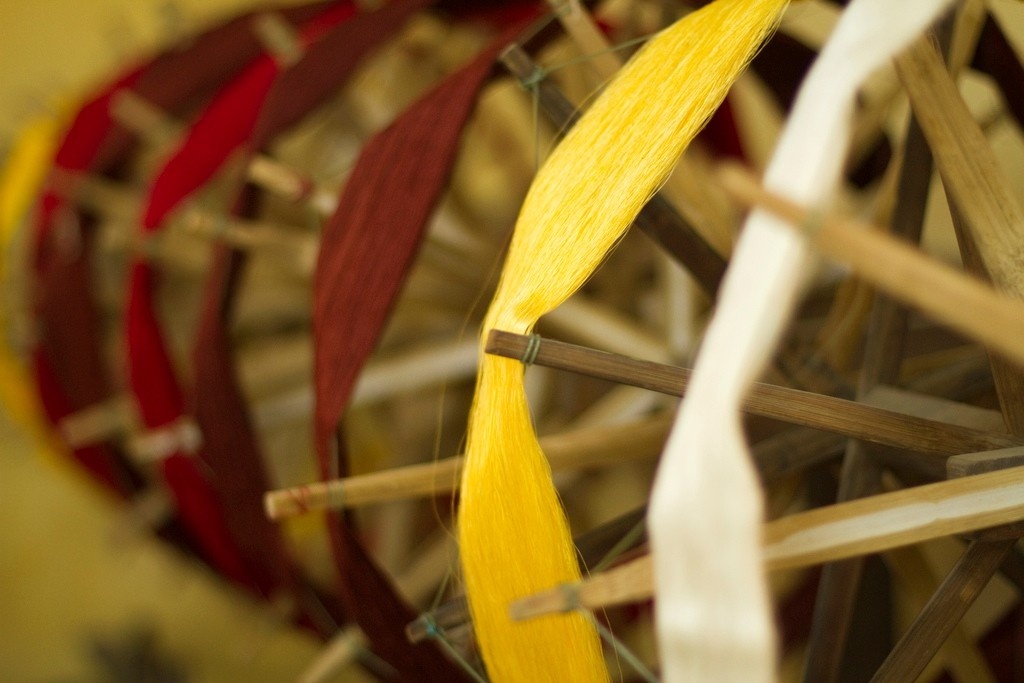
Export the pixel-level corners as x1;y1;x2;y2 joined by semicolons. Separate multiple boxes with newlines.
648;1;955;681
457;1;788;680
0;117;68;467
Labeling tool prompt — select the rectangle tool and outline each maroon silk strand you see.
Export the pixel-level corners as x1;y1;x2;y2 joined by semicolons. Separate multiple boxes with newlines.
312;22;534;679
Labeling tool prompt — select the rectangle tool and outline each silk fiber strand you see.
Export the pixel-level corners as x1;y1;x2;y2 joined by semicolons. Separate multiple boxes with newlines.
459;1;788;680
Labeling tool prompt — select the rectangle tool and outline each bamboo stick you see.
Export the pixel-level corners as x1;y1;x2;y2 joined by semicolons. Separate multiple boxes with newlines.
48;168;316;272
59;394;136;447
883;545;998;683
864;385;1006;435
251;12;303;67
800;73;945;680
716;164;1024;370
871;539;1013;682
947;446;1024;479
264;327;1017;549
406;506;649;645
544;296;673;363
263;413;672;518
510;462;1024;619
485;331;1022;455
110;90;336;213
109;89;185;148
896;17;1024;614
896;34;1024;302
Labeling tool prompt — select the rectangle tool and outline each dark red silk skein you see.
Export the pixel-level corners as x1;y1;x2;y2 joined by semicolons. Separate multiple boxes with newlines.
124;5;355;592
311;22;534;680
190;0;449;650
31;3;340;497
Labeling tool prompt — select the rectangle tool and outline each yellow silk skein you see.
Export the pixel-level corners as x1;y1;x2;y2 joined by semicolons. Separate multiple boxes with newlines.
0;115;61;436
0;113;94;489
457;0;789;680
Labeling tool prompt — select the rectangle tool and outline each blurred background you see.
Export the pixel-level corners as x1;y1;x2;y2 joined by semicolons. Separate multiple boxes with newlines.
1;3;333;681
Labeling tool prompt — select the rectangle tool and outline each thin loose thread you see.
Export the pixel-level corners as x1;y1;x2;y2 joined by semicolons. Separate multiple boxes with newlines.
517;32;657;170
592;516;646;573
531;72;542;171
420;615;490;683
521;333;542;366
583;611;660;683
541;33;657;77
557;581;660;682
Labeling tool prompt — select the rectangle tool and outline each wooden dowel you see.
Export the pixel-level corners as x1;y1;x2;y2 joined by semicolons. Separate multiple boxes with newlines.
870;539;1014;682
300;531;456;683
547;0;621;81
351;339;478;406
802;95;944;683
947;446;1024;479
402;424;857;644
406;506;649;644
510;462;1024;619
48;169;316;272
544;296;673;363
250;338;481;429
864;385;1006;434
109;90;336;213
110;89;185;148
485;330;1022;455
753;427;844;484
898;24;1024;619
59;394;136;447
246;154;337;212
263;413;673;518
882;545;999;683
896;34;1024;301
178;206;317;274
716;164;1024;370
405;596;470;644
48;167;141;221
298;627;365;683
251;12;303;67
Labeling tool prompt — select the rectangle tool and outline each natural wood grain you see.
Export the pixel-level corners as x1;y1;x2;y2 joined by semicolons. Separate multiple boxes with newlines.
947;446;1024;478
871;539;1013;682
485;331;1022;455
883;545;998;683
263;413;673;518
897;30;1024;650
802;107;938;682
896;35;1024;302
716;164;1024;370
510;463;1024;619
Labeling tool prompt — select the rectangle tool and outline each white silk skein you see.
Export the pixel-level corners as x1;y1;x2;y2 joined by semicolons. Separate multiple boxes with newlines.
647;1;956;681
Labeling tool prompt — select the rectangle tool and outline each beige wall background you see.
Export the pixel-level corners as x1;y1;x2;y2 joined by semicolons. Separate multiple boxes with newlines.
0;0;270;143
